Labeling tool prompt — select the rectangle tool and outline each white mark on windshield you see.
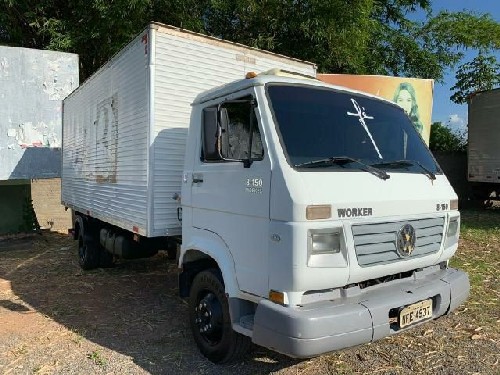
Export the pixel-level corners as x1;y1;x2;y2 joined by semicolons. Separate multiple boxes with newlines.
346;98;383;159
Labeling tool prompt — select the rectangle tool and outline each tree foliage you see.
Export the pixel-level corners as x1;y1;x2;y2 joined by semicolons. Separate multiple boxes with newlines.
429;122;467;152
450;53;500;104
425;11;500;103
0;0;208;79
202;0;375;74
1;0;499;87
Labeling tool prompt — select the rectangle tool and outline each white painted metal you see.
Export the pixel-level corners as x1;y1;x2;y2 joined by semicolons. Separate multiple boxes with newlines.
62;31;150;234
0;47;78;180
62;23;316;237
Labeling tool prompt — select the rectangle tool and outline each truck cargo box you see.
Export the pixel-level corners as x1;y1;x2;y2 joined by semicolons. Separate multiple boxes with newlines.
62;22;316;237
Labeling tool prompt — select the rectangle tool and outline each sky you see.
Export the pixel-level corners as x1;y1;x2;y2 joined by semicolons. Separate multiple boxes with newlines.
424;1;500;132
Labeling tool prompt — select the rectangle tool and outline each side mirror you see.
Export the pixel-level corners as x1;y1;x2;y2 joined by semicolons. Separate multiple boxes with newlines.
202;108;221;161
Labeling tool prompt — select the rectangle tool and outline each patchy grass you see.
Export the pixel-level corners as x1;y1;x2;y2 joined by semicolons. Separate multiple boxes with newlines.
87;350;107;366
451;209;500;329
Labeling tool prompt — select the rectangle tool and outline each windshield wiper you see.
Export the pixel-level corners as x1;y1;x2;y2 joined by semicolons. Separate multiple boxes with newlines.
295;156;390;180
372;159;436;180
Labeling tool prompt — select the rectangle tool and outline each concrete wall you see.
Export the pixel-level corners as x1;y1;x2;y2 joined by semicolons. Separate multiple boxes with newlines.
0;46;78;180
31;178;71;233
0;181;32;235
0;178;70;235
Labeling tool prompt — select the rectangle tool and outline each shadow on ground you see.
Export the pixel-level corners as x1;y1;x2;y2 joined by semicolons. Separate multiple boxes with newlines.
0;233;298;374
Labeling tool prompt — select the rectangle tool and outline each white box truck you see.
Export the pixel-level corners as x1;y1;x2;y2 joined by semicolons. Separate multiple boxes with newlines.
467;88;500;201
62;22;469;363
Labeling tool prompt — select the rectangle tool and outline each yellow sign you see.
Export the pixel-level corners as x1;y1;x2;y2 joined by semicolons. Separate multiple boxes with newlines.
318;74;434;145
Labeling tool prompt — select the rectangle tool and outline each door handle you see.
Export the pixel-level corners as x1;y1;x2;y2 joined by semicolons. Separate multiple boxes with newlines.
192;174;204;183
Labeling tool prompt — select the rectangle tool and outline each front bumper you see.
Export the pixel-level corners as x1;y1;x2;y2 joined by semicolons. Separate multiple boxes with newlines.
252;267;469;358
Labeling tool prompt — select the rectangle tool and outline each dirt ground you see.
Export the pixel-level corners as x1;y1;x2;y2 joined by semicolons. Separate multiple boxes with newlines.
0;215;498;374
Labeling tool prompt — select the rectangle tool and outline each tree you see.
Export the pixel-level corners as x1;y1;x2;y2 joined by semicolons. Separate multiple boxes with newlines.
200;2;500;82
1;1;500;84
0;0;208;80
419;11;500;102
450;53;500;104
205;0;377;74
429;122;467;152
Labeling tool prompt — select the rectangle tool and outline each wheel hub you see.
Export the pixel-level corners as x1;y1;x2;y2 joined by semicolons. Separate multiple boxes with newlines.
194;292;223;342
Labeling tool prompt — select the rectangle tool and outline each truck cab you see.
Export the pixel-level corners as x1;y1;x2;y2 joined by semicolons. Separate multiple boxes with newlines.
179;73;469;362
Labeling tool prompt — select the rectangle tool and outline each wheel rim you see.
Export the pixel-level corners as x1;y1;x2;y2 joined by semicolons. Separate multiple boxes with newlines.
194;291;223;345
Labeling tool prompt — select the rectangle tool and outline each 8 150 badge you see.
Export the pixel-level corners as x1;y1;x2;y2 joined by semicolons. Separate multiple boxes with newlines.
245;177;263;194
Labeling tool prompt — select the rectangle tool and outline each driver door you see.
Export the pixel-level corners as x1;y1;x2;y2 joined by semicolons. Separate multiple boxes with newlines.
190;92;271;297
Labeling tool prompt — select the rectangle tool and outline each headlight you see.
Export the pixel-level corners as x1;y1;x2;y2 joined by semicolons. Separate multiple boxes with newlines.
444;216;460;250
309;229;341;254
447;217;459;237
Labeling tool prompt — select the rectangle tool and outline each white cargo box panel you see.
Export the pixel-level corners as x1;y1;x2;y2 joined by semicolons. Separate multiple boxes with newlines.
0;47;78;180
468;88;500;183
62;22;316;237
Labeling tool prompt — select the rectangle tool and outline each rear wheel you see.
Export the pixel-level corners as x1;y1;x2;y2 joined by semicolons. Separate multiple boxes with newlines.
189;269;251;363
78;234;100;270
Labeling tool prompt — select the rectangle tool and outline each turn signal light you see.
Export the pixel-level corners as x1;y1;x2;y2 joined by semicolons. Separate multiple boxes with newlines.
269;290;285;305
306;205;332;220
450;199;459;210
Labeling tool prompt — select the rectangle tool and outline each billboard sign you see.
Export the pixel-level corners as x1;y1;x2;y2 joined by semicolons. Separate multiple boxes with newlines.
318;74;434;145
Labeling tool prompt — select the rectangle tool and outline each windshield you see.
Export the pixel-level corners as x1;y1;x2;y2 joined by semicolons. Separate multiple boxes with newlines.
266;84;441;174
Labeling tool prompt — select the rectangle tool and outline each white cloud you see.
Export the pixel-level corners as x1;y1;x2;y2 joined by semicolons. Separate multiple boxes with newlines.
445;113;468;137
448;114;465;126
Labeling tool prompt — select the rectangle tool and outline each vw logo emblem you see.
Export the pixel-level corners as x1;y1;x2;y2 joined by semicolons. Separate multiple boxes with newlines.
396;224;416;257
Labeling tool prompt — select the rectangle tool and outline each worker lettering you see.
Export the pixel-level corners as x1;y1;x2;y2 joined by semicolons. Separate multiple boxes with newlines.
337;207;373;218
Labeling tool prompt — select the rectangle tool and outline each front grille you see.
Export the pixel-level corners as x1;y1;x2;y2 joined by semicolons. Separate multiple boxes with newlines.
352;217;445;267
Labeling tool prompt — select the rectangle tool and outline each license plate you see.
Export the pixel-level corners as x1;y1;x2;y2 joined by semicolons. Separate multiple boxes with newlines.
399;299;433;328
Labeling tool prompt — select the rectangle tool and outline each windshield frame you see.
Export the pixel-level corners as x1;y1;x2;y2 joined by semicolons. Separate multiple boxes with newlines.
264;82;443;175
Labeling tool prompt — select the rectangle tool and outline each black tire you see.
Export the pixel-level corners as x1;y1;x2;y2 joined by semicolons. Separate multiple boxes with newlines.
78;234;100;270
189;269;251;363
74;215;85;241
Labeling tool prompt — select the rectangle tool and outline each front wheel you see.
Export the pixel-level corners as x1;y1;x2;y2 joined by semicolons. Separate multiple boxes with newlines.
188;269;251;363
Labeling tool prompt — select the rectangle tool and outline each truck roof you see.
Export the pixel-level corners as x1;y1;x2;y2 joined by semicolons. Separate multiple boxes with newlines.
193;73;400;108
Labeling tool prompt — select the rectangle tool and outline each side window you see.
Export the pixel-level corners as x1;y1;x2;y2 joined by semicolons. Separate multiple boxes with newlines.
202;96;264;163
